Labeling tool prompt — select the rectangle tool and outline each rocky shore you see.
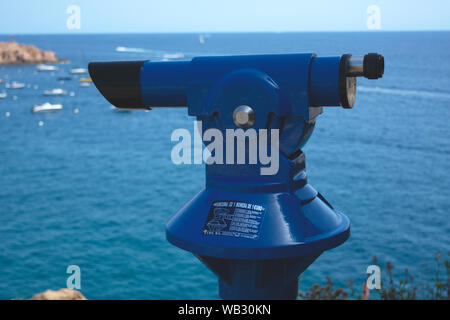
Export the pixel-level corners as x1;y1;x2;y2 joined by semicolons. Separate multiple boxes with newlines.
30;289;86;300
0;41;64;65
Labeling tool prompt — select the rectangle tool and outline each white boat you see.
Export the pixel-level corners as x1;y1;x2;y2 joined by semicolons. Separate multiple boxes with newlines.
69;67;88;74
79;82;91;88
32;103;63;113
163;52;184;60
110;105;131;113
5;81;25;89
43;88;67;96
0;92;7;99
36;64;59;72
116;46;146;53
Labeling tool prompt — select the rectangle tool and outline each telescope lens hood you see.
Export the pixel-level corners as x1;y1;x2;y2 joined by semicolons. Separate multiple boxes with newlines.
88;61;148;109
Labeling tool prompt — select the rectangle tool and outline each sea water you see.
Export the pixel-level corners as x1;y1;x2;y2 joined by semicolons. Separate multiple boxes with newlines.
0;32;449;299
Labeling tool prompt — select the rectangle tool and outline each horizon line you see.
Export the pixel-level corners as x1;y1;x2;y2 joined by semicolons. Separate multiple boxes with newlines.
1;30;450;36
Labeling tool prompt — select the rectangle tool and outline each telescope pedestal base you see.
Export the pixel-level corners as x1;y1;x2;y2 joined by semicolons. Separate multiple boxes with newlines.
219;278;299;300
197;254;321;300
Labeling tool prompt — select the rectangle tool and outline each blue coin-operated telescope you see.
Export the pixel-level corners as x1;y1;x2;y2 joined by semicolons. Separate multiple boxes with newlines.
89;52;384;299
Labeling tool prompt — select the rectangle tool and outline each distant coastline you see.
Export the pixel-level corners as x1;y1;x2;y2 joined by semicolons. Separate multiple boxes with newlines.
0;41;66;65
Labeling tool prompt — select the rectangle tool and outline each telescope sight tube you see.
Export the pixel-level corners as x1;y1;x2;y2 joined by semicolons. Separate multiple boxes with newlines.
88;53;383;110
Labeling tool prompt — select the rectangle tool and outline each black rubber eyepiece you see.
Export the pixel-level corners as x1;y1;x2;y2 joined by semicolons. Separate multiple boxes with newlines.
363;53;384;79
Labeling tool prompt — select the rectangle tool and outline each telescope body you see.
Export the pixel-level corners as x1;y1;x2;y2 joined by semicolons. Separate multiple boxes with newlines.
89;52;384;299
90;53;383;111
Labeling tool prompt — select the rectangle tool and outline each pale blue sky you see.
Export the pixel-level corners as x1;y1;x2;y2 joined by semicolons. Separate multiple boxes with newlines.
0;0;449;34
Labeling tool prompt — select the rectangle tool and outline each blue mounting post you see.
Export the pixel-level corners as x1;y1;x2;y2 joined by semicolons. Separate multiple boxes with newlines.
89;52;384;300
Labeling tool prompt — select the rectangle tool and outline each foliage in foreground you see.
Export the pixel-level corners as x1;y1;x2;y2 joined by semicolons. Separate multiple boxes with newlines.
298;253;449;300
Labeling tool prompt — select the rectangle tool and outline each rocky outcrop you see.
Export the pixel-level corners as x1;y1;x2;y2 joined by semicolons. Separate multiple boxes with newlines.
0;41;63;65
30;289;87;300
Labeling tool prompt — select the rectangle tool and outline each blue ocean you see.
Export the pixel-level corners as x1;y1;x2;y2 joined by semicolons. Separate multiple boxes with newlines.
0;32;449;299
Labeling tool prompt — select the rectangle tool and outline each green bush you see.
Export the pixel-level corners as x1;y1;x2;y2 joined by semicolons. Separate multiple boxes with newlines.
298;253;449;300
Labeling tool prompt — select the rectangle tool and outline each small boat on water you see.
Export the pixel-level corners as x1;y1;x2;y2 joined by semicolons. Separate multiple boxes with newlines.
43;88;67;96
79;77;92;83
115;46;146;53
32;103;63;113
110;105;131;113
0;92;7;99
163;52;184;60
69;67;88;74
57;76;72;81
5;81;25;89
36;64;59;72
79;82;91;88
